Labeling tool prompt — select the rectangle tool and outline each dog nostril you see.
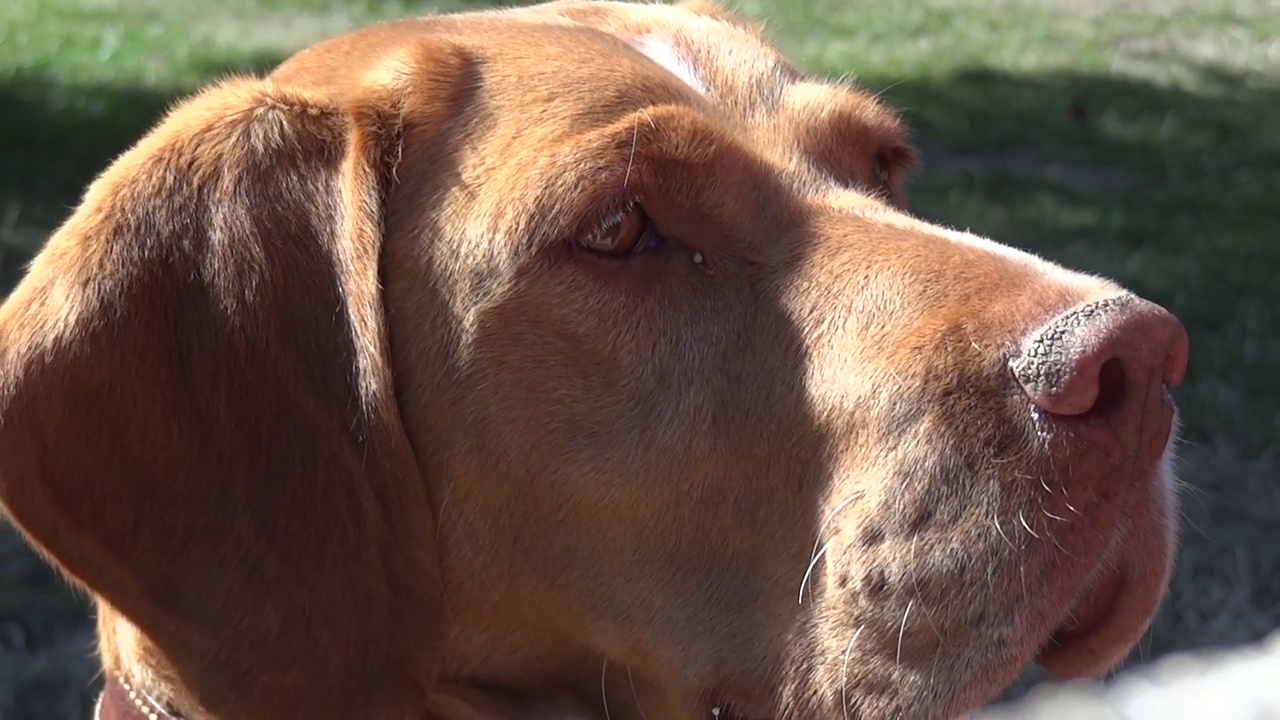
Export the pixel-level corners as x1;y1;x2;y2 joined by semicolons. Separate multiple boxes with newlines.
1090;357;1127;419
1010;295;1188;418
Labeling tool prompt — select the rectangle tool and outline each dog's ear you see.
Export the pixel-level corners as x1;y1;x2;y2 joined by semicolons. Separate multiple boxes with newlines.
0;48;466;719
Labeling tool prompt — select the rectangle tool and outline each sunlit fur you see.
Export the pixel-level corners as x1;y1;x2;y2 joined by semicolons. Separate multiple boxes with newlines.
0;2;1182;719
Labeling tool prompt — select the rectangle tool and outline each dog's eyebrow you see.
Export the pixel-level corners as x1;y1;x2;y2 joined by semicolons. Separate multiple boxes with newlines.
627;34;709;97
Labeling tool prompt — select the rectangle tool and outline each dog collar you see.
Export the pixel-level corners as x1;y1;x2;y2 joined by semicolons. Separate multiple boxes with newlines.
97;677;184;720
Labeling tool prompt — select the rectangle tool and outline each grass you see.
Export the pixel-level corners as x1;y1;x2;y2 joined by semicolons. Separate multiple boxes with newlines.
1;0;1277;716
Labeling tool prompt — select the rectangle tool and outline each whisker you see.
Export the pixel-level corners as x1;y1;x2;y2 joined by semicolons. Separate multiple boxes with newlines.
1042;509;1069;522
623;114;639;188
815;492;864;547
1047;529;1078;561
906;539;945;645
798;539;833;604
799;492;865;603
993;512;1015;549
841;625;866;720
1017;510;1040;538
436;482;453;538
871;78;907;102
601;659;613;720
896;599;915;666
626;666;647;720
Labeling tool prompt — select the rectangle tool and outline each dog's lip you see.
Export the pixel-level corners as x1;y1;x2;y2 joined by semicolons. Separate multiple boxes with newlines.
1035;562;1129;677
1045;565;1126;649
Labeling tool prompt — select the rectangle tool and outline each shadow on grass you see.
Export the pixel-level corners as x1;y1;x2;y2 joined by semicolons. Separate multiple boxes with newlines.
0;52;285;226
0;57;1276;719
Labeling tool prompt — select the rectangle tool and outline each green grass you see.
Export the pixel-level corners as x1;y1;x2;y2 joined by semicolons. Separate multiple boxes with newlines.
1;0;1277;717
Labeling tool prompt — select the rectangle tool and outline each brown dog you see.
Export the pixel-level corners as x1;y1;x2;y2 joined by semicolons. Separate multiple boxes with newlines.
0;1;1188;718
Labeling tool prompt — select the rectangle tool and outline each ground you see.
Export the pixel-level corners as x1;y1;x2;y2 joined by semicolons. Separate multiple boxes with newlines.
0;0;1277;717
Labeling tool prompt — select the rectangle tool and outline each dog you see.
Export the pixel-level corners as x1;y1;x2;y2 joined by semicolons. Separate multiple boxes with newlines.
0;1;1189;718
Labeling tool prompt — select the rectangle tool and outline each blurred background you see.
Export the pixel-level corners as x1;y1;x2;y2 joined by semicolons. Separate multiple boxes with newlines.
1;0;1277;717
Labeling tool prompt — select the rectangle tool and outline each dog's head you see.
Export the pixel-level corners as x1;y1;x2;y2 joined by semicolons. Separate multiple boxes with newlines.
0;2;1186;718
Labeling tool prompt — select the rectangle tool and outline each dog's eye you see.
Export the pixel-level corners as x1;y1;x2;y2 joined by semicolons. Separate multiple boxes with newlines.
873;152;892;191
580;203;661;257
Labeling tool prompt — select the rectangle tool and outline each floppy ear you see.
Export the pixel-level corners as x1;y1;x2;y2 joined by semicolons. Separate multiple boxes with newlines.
0;61;455;719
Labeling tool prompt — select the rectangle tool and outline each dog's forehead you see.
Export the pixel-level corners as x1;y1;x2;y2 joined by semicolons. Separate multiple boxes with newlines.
626;33;710;97
517;0;911;190
523;0;804;118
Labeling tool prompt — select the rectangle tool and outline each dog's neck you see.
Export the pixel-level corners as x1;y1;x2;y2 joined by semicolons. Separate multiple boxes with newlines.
97;677;184;720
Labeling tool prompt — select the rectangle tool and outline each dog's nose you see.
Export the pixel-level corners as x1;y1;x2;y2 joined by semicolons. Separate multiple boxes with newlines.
1010;295;1189;417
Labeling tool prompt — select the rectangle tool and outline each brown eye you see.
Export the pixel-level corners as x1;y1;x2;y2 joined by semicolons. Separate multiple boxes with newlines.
873;152;892;191
579;203;656;257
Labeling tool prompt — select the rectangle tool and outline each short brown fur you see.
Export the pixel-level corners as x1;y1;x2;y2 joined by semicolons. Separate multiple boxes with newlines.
0;2;1185;719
